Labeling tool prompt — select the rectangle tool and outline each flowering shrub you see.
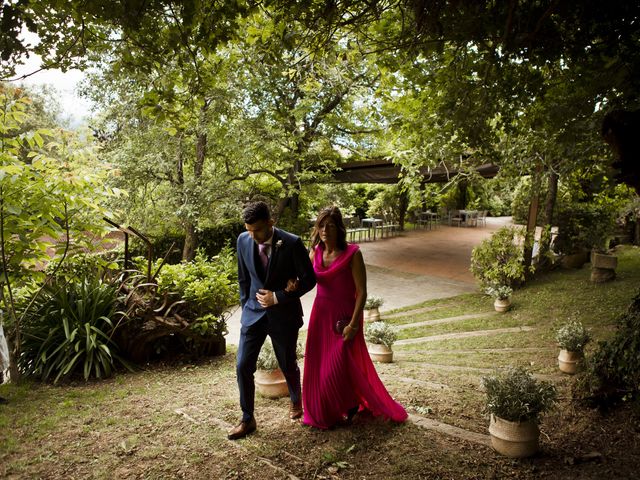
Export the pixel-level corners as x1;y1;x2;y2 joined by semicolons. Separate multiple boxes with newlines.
556;320;591;352
364;321;397;348
365;296;384;309
485;285;513;300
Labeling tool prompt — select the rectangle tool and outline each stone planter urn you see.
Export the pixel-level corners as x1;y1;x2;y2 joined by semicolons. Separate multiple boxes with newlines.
364;307;380;322
559;250;589;269
590;252;617;283
493;297;511;313
558;349;583;374
255;368;289;399
367;343;393;363
488;414;539;458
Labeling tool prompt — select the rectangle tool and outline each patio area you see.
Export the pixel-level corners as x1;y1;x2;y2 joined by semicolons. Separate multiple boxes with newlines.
225;216;512;345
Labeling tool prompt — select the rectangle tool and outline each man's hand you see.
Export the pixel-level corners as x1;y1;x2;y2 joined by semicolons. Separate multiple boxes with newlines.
285;278;299;293
256;289;276;308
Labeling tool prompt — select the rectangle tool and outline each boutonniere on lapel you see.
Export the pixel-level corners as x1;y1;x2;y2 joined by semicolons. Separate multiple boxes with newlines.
275;239;283;250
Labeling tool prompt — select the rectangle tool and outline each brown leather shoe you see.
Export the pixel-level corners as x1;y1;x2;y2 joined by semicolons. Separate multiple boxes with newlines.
227;418;256;440
289;401;303;420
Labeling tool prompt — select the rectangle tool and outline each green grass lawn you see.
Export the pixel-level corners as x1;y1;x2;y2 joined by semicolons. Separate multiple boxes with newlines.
1;245;639;479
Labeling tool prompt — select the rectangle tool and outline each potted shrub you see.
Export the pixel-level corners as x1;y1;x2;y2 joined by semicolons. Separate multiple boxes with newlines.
553;206;591;269
482;367;557;458
486;285;513;313
364;321;397;363
584;204;618;283
555;320;591;374
255;338;289;399
471;227;526;309
364;295;384;322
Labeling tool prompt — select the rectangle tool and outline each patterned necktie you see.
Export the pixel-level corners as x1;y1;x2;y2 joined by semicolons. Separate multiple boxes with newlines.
258;243;269;270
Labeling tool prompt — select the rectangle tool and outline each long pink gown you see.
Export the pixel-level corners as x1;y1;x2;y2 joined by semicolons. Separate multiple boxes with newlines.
302;243;407;429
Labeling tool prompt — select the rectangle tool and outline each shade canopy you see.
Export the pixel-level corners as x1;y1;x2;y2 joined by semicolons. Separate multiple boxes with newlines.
332;159;499;184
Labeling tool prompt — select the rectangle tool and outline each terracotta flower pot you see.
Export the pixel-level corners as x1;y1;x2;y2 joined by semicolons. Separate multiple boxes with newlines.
488;414;539;458
558;349;583;374
493;297;511;313
367;343;393;363
364;307;380;322
255;368;289;399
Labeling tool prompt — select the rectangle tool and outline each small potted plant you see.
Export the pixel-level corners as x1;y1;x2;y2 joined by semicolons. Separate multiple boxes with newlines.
482;367;557;458
555;320;591;374
364;295;384;322
255;338;299;398
486;285;513;313
364;321;397;363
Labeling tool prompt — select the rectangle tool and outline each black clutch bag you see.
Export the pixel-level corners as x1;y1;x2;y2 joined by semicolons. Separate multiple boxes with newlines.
334;317;350;335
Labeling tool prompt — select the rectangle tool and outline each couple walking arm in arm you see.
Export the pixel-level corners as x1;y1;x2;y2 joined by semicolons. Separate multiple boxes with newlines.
229;202;406;440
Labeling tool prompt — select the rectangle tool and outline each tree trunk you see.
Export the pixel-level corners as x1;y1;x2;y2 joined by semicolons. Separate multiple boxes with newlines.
523;166;543;273
537;169;559;267
275;159;301;222
398;188;409;231
182;221;198;262
182;118;207;262
8;337;19;382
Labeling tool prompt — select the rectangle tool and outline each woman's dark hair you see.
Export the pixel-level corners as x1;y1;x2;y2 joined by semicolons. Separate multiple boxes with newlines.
243;201;271;224
310;206;348;250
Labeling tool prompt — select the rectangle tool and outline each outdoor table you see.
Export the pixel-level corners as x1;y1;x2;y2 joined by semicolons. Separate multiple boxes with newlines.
361;217;383;240
420;211;438;229
458;210;478;226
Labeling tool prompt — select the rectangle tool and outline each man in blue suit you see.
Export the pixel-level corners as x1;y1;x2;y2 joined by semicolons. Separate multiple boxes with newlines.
228;201;316;440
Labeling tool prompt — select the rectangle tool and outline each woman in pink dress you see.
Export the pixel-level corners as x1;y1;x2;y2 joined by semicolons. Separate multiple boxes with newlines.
301;206;407;429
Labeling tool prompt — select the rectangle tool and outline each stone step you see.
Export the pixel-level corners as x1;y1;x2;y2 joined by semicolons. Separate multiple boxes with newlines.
395;347;555;355
382;303;455;319
388;367;565;386
395;326;535;345
392;312;495;330
408;413;492;447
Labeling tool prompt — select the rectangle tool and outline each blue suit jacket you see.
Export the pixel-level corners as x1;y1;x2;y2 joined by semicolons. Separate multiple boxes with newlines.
237;228;316;329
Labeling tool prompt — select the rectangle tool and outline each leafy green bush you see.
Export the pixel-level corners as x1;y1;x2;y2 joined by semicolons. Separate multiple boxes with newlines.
364;321;397;348
555;320;591;352
130;222;244;264
19;277;129;383
482;367;557;423
576;290;640;408
470;226;527;290
118;248;237;361
154;248;238;320
553;202;617;255
44;251;120;283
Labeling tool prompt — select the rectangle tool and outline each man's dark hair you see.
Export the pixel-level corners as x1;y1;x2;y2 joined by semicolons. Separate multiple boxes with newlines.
243;201;271;224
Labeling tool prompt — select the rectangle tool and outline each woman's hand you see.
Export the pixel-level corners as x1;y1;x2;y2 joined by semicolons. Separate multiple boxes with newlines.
342;324;358;341
285;278;299;293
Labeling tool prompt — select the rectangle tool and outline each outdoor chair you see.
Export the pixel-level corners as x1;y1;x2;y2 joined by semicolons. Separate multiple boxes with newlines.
477;210;488;227
449;209;463;227
383;214;400;237
346;217;369;242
